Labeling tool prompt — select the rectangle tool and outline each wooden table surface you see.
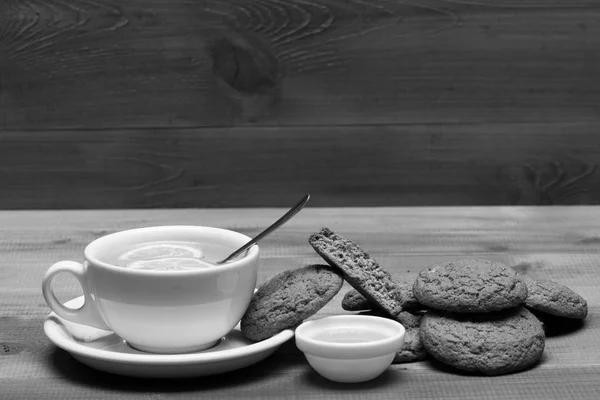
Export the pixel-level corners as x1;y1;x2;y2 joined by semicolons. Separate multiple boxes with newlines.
1;206;599;399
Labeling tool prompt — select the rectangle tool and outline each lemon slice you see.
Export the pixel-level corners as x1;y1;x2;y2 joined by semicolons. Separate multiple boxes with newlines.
127;257;213;271
118;243;204;261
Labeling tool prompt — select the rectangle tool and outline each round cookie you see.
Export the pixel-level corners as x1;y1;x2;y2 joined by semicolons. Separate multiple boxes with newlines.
393;327;428;363
398;284;423;310
522;276;588;319
341;289;368;311
241;264;343;341
341;282;423;312
395;310;425;329
309;227;403;317
393;311;428;363
413;259;528;313
420;307;545;376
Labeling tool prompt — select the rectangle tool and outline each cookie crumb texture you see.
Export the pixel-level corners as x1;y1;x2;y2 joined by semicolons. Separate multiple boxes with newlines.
393;311;428;363
393;327;428;363
240;264;343;341
420;307;545;376
341;283;423;312
413;259;528;313
341;289;370;311
309;227;403;317
523;276;588;319
395;311;425;329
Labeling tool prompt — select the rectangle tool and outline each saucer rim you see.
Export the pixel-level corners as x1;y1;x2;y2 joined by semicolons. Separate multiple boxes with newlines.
44;296;294;365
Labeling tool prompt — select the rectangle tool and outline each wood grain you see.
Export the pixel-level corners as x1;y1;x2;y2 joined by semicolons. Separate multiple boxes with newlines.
2;0;600;209
0;206;599;398
0;0;599;128
1;123;600;208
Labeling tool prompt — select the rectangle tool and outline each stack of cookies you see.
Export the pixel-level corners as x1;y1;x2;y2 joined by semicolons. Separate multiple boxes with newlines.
240;227;588;376
413;259;544;375
415;258;588;375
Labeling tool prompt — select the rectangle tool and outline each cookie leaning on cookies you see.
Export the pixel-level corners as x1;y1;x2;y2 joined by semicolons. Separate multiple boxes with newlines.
309;227;403;317
241;264;343;341
413;258;528;313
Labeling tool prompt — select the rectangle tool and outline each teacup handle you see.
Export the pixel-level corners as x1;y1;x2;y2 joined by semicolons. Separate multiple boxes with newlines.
42;261;110;330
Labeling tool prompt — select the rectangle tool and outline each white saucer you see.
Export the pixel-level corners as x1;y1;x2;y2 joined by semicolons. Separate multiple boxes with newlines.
43;296;294;378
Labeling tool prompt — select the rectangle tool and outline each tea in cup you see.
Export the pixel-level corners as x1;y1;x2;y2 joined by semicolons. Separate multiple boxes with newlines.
42;225;259;354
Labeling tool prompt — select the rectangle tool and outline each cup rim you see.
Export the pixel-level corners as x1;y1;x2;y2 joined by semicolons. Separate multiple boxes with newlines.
83;225;259;276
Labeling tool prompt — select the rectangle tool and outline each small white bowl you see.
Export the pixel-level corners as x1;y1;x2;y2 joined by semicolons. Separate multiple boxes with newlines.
295;315;405;383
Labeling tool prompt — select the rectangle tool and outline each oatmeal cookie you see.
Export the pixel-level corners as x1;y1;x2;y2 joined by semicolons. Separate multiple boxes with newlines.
413;259;528;313
240;264;343;341
393;311;428;363
309;227;403;317
522;276;588;319
420;307;545;375
341;282;423;312
393;327;428;363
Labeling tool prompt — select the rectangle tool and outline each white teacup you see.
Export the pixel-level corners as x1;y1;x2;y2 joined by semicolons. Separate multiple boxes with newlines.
42;225;259;354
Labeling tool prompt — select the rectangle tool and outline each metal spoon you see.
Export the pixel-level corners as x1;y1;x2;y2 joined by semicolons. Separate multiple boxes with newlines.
216;193;311;264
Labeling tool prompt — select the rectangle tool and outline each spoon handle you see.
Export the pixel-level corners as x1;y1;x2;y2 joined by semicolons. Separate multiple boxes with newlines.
218;194;311;264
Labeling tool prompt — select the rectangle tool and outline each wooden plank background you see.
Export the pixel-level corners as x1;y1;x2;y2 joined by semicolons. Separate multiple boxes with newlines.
1;0;600;208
